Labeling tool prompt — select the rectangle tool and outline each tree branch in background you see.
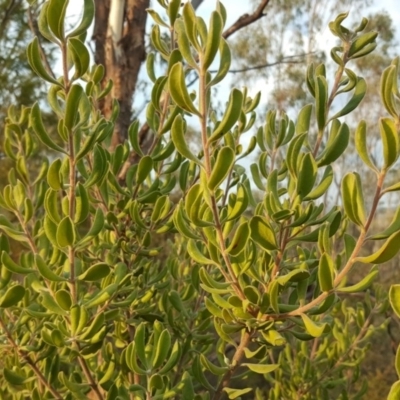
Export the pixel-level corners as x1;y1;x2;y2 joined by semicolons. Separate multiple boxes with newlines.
222;0;270;39
210;52;316;74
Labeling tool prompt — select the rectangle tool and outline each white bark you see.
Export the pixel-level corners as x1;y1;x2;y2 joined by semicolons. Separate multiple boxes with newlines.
108;0;125;62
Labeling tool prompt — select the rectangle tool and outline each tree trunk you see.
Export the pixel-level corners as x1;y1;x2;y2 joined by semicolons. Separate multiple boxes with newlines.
93;0;149;149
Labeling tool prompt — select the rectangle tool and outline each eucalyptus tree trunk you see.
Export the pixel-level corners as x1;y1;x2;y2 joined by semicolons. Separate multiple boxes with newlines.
93;0;149;149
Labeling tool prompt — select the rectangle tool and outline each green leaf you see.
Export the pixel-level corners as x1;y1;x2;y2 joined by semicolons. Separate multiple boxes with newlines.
1;252;34;275
242;363;279;374
187;240;216;265
318;253;334;292
296;104;313;134
317;122;349;167
200;354;228;375
226;222;250;256
158;340;181;375
182;2;201;51
369;206;400;240
153;329;171;369
208;146;235;191
341;173;365;226
136;156;153;185
301;313;327;337
3;368;27;386
380;117;399;170
27;38;62;86
287;133;306;177
380;65;398;119
0;285;25;308
315;75;328;131
390;285;400;319
69;38;90;79
249;216;278;252
65;84;84;130
223;388;253;399
47;0;68;40
35;254;67;282
337;267;378;293
47;159;62;190
348;31;378;57
355;120;378;171
388;381;400;400
210;38;231;86
67;0;94;37
55;289;72;311
78;263;110;281
331;78;366;119
357;231;400;264
168;63;200;115
227;183;249;221
171;115;203;166
203;11;223;71
56;217;76;247
30;103;66;153
297;153;317;199
304;166;333;201
208;89;243;143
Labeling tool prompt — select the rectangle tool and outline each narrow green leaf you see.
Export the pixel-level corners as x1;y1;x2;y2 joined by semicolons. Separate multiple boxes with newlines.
47;0;68;40
56;217;76;247
187;240;216;265
297;153;317;199
331;78;366;119
357;231;400;264
168;63;200;115
153;329;171;369
0;285;25;308
226;222;250;256
337;267;378;293
317;122;349;167
208;147;235;191
35;255;67;282
27;38;62;86
136;156;153;185
249;216;278;251
67;0;94;37
210;38;231;86
242;363;279;374
390;285;400;319
380;117;399;170
78;263;110;281
223;388;252;399
315;75;328;131
208;89;243;143
202;11;223;70
304;166;333;201
1;252;34;275
318;253;334;292
301;313;327;337
171;115;203;166
355;120;378;171
30;103;66;153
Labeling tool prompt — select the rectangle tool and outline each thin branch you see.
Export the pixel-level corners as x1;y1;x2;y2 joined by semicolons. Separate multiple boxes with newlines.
0;315;63;399
222;0;271;40
191;0;204;10
212;53;313;74
212;331;253;400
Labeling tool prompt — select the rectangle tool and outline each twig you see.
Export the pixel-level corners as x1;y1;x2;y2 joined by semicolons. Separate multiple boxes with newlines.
222;0;271;40
0;315;63;399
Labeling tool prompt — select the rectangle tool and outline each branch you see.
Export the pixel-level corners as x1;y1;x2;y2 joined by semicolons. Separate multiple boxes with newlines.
191;0;204;10
222;0;271;40
210;53;314;74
